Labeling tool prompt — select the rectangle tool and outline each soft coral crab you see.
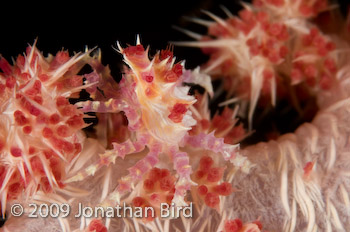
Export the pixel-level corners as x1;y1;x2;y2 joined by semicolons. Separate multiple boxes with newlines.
67;39;253;211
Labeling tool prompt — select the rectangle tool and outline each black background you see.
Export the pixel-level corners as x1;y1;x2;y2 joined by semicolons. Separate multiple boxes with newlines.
0;0;348;77
0;0;237;76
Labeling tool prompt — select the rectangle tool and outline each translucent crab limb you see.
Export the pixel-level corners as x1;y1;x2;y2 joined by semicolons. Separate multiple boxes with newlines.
128;142;162;180
112;134;150;159
79;61;143;130
184;132;254;173
170;148;196;206
64;150;114;183
76;98;141;131
101;142;163;205
75;99;128;113
65;137;149;183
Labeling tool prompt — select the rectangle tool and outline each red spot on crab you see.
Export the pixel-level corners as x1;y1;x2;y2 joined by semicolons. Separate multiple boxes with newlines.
144;75;154;83
172;63;183;77
159;61;183;83
124;44;145;57
168;103;188;123
164;70;179;82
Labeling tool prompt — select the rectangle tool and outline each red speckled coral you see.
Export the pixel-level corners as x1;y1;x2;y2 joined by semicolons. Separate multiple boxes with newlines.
0;42;99;213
